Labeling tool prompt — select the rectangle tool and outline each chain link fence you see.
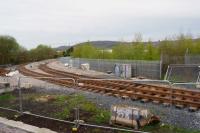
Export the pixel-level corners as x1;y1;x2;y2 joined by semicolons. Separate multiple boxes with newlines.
59;57;161;79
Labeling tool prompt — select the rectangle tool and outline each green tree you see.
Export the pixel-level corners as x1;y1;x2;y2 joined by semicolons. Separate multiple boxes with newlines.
15;46;29;64
71;42;98;58
29;45;56;61
144;42;159;60
0;35;20;64
63;47;74;57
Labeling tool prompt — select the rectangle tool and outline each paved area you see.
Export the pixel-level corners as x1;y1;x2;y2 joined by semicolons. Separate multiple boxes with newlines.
0;117;56;133
47;60;117;79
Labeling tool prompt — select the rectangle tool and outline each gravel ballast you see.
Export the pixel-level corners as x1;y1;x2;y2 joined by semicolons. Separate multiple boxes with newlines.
26;83;200;130
6;60;199;130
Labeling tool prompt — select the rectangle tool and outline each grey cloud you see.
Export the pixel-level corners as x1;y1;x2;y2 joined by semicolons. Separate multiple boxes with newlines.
0;0;200;48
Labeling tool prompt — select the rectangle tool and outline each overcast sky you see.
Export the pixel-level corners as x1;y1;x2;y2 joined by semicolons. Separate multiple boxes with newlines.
0;0;200;49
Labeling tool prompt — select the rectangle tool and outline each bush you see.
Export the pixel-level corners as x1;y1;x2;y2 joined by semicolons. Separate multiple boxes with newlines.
54;95;69;106
92;109;111;124
81;102;97;112
55;107;70;119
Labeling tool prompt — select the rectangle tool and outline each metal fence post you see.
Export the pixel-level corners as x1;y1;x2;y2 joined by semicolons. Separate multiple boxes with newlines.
169;82;173;124
160;59;162;79
18;76;23;115
74;77;80;129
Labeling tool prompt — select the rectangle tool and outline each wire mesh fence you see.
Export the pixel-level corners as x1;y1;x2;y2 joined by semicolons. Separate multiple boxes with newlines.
0;76;148;132
18;77;76;117
0;76;20;112
1;75;200;132
185;55;200;64
164;64;200;87
59;57;161;79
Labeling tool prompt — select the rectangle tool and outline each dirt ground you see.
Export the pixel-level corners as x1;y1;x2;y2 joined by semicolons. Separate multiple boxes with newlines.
0;89;132;133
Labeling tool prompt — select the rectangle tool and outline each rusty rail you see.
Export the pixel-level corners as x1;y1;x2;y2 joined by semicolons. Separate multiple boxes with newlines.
19;64;200;110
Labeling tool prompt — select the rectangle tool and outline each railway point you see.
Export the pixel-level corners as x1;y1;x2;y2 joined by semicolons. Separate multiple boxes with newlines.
1;1;200;132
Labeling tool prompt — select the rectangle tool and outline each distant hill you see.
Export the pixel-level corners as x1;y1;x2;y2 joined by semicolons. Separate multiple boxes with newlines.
54;46;71;51
55;37;200;51
77;41;130;49
55;38;200;51
54;41;129;51
54;40;163;51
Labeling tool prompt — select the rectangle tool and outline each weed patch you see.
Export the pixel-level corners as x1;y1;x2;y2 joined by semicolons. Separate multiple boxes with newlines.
0;93;15;101
55;107;70;119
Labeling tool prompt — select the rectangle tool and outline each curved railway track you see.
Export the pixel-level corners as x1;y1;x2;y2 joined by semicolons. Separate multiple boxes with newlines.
19;64;200;111
18;65;75;87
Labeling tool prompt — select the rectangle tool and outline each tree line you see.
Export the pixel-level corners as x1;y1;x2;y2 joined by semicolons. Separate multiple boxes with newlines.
1;34;200;66
71;34;200;61
0;35;58;65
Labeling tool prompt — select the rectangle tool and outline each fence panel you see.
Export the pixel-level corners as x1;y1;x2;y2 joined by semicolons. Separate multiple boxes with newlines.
59;57;161;79
18;77;75;118
165;64;200;84
0;76;21;119
185;55;200;64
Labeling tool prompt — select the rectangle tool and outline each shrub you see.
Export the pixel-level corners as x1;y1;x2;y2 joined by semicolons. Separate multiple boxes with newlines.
55;107;70;119
92;109;111;124
81;102;97;112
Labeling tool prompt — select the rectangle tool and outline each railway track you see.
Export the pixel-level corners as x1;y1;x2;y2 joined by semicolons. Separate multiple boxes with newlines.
18;65;75;87
19;64;200;111
38;64;96;79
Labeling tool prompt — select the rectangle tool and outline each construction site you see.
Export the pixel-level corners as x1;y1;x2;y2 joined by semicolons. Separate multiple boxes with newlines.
0;57;200;133
1;0;200;132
